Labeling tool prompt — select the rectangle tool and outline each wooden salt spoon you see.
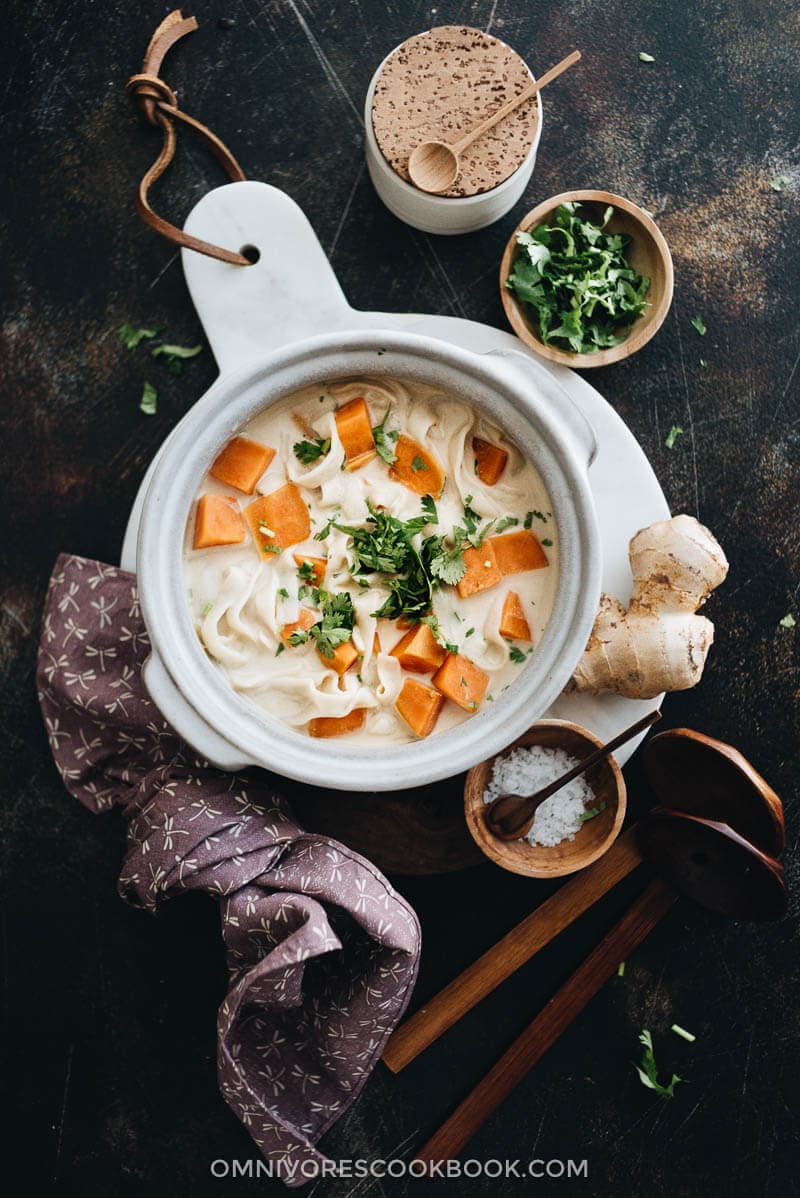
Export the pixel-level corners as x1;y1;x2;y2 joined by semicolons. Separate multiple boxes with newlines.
486;709;661;840
383;728;785;1074
407;49;581;195
413;806;787;1169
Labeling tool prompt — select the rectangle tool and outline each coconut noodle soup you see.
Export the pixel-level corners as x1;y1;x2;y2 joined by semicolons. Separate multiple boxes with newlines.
184;378;558;743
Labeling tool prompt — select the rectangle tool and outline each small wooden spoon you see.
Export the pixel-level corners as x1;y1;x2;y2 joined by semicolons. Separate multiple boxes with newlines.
486;709;660;841
407;49;581;195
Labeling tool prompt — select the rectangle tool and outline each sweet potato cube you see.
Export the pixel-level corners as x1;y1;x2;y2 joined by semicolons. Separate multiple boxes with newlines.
395;678;445;739
389;435;445;498
245;483;311;555
318;639;359;676
308;708;367;738
499;590;532;641
281;607;317;646
490;529;549;574
473;437;508;486
456;541;503;598
293;553;327;585
335;397;376;470
390;623;446;673
433;652;489;712
210;436;275;494
193;494;246;549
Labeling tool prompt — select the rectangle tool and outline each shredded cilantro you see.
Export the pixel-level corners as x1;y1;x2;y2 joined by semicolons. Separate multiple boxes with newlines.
277;587;289;599
372;407;399;465
411;455;429;473
634;1030;682;1099
690;315;707;336
421;494;439;524
296;560;316;581
119;323;160;349
493;516;519;535
508;645;527;663
665;425;684;449
139;381;157;415
275;643;285;656
506;202;651;354
294;437;331;464
151;342;202;374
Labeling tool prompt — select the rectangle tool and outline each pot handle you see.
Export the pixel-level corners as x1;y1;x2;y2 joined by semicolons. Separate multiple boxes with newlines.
181;181;370;375
485;349;598;469
143;651;251;772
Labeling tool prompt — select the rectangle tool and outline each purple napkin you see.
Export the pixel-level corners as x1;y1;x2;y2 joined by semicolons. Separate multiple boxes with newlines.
37;554;420;1185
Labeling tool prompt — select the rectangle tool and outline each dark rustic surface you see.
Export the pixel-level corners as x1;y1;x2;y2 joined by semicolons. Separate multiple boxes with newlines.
1;2;798;1195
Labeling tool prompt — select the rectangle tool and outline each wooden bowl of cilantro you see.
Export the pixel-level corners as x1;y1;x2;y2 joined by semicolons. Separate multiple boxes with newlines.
500;189;673;367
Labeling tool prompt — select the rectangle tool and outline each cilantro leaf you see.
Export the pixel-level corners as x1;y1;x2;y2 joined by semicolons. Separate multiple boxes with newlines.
690;316;707;336
294;437;331;464
508;645;527;663
372;407;399;465
665;425;684;449
423;535;467;586
411;455;429;473
421;494;439;524
289;588;355;658
119;323;160;349
296;560;316;581
634;1030;682;1099
139;381;157;415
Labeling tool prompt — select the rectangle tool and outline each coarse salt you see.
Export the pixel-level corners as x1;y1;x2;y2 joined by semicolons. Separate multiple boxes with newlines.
483;744;595;847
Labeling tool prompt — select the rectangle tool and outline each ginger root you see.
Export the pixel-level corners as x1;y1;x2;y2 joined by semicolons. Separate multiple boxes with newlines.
569;514;729;699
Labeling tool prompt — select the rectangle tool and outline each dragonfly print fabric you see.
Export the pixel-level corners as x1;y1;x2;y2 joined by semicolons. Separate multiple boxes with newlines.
37;554;421;1186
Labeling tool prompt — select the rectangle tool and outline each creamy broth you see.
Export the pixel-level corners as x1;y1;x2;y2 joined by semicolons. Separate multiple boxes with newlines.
184;377;559;743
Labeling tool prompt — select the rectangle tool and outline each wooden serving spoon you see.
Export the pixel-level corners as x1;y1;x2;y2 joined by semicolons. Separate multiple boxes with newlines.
407;49;581;195
486;709;660;840
412;807;787;1168
383;728;785;1074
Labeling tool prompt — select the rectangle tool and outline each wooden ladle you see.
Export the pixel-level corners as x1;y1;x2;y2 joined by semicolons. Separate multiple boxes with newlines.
407;49;581;195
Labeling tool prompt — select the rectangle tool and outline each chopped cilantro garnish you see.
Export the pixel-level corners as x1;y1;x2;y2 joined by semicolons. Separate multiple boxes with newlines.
411;455;429;473
509;645;527;663
506;203;651;354
275;643;285;656
634;1030;682;1099
288;588;355;658
119;323;160;349
262;544;281;555
139;381;157;415
493;515;519;535
372;407;399;465
523;511;534;529
421;494;438;524
665;425;684;449
296;560;316;581
541;538;553;547
294;437;331;464
278;587;289;599
465;627;475;638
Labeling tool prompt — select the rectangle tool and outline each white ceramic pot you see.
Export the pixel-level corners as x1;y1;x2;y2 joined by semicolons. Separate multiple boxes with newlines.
363;46;543;235
134;182;603;792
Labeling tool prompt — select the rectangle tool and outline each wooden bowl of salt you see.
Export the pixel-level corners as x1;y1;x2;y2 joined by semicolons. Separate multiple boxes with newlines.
464;719;626;878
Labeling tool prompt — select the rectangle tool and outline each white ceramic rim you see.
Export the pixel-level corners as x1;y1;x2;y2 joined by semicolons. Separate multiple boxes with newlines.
363;38;543;227
136;329;601;791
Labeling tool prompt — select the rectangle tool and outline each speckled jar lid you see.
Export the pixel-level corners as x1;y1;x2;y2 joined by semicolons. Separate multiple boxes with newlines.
371;25;538;198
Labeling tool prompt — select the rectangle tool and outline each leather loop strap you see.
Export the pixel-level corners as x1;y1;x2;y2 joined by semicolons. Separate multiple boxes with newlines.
126;10;251;266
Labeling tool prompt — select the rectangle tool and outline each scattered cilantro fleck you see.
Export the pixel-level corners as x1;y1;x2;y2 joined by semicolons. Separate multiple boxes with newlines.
665;425;684;449
200;601;213;617
151;342;202;374
278;587;289;599
506;203;651;354
298;584;311;600
262;544;281;555
690;315;707;336
639;51;655;62
486;693;494;702
493;515;519;535
578;801;607;823
372;407;399;465
524;511;534;529
465;627;475;638
296;560;316;581
139;381;157;415
770;175;790;192
119;323;160;349
411;455;429;473
509;645;527;663
634;1030;682;1099
671;1024;696;1043
275;643;285;656
542;538;553;547
778;612;796;629
293;437;331;464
